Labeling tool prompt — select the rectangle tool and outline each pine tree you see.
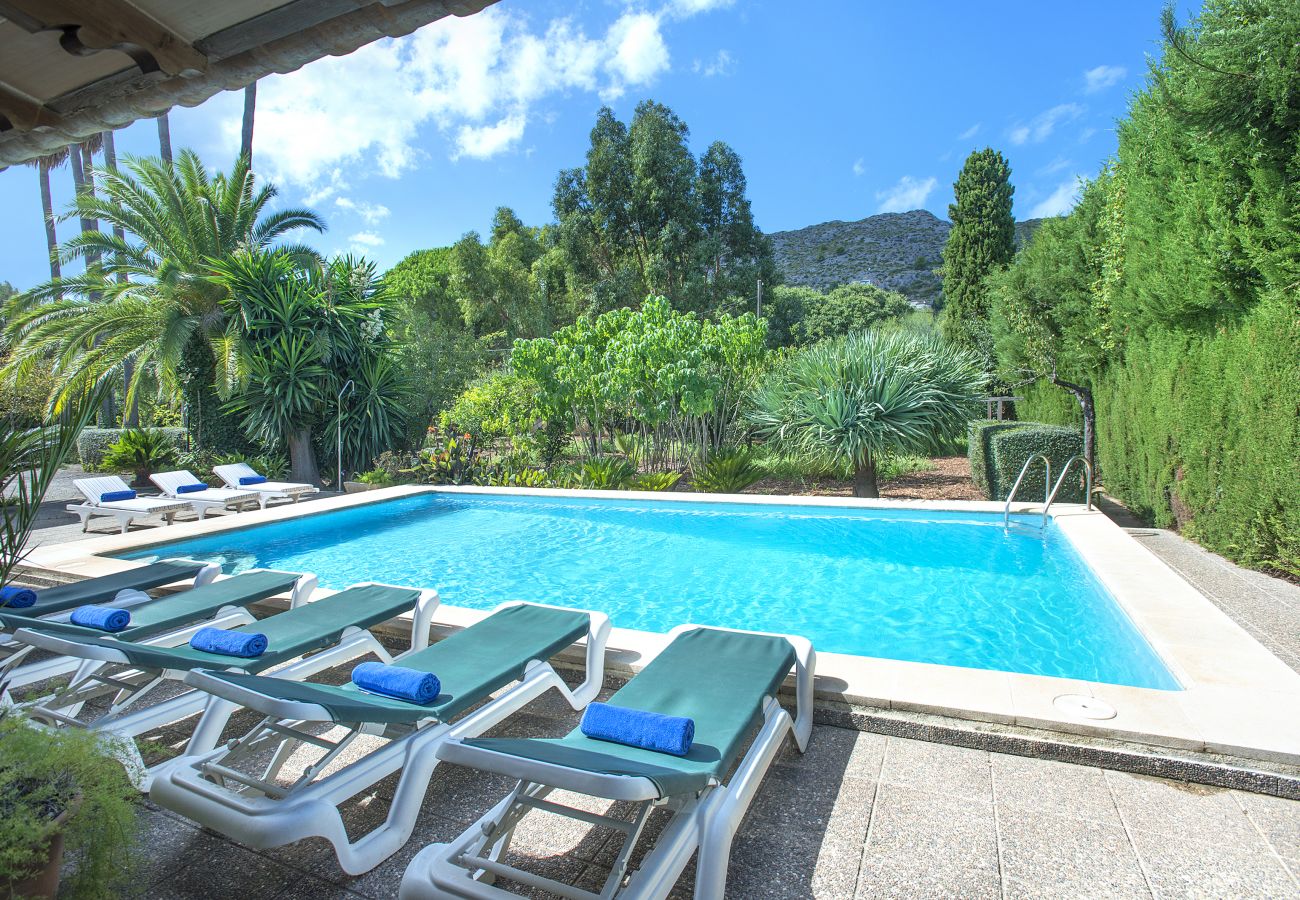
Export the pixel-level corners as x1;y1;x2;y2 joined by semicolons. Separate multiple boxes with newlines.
940;148;1015;361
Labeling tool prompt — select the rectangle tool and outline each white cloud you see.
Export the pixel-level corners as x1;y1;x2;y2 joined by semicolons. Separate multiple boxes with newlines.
347;230;385;247
453;114;528;160
693;49;734;78
852;157;866;177
1037;156;1072;176
334;197;390;225
958;123;981;141
1008;103;1084;145
234;5;688;194
1083;64;1127;94
875;175;937;213
604;12;670;93
1030;177;1083;217
665;0;735;19
1079;127;1098;143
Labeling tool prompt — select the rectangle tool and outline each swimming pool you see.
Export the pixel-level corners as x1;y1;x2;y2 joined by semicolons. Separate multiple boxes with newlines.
117;492;1179;690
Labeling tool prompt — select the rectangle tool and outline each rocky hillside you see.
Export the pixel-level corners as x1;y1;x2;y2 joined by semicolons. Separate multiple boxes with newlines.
769;209;1047;307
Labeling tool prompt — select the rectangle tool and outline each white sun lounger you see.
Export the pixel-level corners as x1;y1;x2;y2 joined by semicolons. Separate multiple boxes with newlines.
213;463;319;508
151;602;610;875
150;470;259;518
9;576;434;791
68;475;193;533
399;624;815;900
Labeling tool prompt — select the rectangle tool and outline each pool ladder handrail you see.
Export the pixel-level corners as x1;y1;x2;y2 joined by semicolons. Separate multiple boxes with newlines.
1002;454;1051;527
1040;455;1094;528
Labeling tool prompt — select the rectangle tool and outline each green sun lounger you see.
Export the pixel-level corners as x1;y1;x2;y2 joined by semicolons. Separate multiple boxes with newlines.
13;579;435;792
151;602;611;876
2;568;308;643
0;558;216;618
402;624;816;900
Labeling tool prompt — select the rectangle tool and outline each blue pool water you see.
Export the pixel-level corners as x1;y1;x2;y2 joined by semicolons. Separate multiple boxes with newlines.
117;492;1179;689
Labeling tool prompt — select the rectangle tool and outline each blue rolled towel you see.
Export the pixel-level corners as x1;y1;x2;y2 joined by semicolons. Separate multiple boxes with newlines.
100;489;136;502
190;626;268;658
70;605;131;632
351;661;441;704
580;703;695;757
176;483;209;494
239;475;267;486
0;585;38;609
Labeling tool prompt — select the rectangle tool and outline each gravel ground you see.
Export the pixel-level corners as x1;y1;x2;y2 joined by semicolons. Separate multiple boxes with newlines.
749;455;983;501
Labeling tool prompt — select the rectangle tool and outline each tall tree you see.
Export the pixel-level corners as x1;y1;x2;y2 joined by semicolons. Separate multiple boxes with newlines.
241;82;257;165
156;113;173;164
552;101;774;316
939;148;1015;361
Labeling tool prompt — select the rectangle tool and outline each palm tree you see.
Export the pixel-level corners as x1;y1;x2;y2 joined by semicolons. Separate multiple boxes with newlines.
2;151;324;449
157;113;173;164
24;149;69;284
749;329;987;497
100;129;136;425
241;82;257;165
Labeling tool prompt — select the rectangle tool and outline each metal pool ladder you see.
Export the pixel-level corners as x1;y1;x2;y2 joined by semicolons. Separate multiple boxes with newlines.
1003;454;1094;528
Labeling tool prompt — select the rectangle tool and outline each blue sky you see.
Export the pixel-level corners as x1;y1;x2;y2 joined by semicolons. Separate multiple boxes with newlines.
0;0;1190;292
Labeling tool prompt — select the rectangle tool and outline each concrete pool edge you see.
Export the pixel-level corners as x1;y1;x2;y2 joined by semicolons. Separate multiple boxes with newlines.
23;484;1300;767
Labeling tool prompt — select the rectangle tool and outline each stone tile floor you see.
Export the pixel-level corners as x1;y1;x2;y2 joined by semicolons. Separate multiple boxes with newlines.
20;477;1300;898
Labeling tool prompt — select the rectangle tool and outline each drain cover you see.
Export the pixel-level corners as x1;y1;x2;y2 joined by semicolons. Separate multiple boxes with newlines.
1053;694;1117;720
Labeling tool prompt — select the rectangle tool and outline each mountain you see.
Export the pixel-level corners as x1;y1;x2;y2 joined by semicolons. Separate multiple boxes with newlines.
768;209;1048;307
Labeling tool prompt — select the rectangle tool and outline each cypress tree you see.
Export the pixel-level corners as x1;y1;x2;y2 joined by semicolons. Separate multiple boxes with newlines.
940;148;1015;360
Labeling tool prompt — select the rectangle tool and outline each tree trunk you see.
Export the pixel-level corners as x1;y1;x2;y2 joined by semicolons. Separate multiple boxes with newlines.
102;130;139;427
286;427;321;486
241;82;257;165
37;160;60;282
853;456;879;498
70;144;115;426
1049;374;1095;475
157;113;173;164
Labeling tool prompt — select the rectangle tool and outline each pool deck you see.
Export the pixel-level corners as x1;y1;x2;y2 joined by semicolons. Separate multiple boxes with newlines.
15;476;1300;897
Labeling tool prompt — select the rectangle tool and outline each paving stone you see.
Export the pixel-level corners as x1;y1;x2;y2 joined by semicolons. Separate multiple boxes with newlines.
990;753;1121;825
775;723;887;779
128;808;229;890
340;814;465;898
878;736;992;803
996;806;1151;898
1234;790;1300;859
1127;828;1300;898
145;842;298;899
1104;770;1260;845
854;784;999;899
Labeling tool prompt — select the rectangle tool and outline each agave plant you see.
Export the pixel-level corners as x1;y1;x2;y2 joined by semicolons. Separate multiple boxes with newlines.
689;447;763;494
749;329;986;497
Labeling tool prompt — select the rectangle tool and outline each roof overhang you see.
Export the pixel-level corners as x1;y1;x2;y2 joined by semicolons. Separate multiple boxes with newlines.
0;0;497;169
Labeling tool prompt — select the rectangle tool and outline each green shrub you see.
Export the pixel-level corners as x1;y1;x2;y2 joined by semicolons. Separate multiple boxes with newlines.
968;419;1023;499
99;428;180;485
630;471;682;491
981;423;1086;503
690;447;764;493
78;427;185;471
579;457;636;490
0;713;138;898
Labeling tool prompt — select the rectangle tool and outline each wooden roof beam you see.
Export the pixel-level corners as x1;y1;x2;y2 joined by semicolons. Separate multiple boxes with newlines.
0;83;62;132
0;0;208;77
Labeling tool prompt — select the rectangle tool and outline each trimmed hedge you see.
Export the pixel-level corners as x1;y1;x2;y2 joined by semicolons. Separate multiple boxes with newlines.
78;427;187;471
969;420;1086;503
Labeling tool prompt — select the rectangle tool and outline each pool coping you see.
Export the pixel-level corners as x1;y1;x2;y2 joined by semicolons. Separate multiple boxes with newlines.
23;483;1300;767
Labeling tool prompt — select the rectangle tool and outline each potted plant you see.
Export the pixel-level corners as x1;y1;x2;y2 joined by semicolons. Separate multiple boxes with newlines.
100;428;179;488
0;709;138;898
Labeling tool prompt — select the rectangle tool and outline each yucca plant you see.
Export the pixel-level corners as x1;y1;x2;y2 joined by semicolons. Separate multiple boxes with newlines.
689;447;764;493
100;428;178;486
749;329;986;497
579;457;636;490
